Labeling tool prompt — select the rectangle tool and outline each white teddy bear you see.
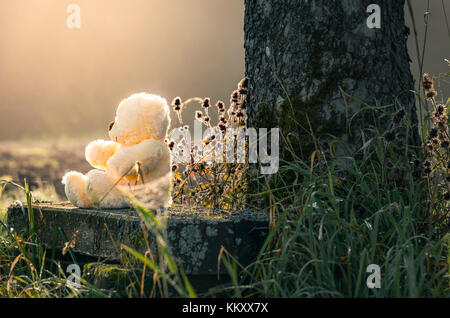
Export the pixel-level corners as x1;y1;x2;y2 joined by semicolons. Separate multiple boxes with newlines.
62;93;172;209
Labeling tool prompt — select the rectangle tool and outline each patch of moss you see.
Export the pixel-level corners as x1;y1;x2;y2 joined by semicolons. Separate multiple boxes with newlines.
250;39;369;206
254;39;363;163
84;263;130;280
254;88;346;164
83;263;131;292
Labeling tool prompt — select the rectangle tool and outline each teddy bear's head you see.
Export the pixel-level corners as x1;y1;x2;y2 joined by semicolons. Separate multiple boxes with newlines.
108;93;171;146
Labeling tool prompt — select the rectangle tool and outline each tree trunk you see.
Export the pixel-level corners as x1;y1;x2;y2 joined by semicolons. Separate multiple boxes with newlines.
244;0;419;160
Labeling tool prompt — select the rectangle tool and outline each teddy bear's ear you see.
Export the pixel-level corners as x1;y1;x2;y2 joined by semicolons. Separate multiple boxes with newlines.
108;121;115;131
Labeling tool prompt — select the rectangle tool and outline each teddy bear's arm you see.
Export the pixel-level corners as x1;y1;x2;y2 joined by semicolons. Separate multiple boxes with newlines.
107;139;164;179
85;139;120;170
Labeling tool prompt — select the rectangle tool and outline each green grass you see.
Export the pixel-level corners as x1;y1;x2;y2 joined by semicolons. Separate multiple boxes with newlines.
0;0;449;299
1;80;449;298
3;127;447;297
223;139;449;297
0;109;449;297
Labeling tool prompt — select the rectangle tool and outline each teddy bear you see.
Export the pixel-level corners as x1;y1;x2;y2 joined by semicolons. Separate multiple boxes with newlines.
62;93;172;209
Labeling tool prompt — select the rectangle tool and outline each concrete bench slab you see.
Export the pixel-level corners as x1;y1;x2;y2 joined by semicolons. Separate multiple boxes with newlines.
7;202;269;276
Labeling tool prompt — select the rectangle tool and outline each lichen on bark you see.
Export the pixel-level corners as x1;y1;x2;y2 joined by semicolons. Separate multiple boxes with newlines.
244;0;419;161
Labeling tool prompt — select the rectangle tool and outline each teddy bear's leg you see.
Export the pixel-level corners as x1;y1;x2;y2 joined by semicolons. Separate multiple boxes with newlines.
85;169;130;209
62;171;94;208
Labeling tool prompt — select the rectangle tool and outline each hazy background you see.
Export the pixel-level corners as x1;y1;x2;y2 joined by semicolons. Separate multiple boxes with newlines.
0;0;245;140
0;0;448;141
406;0;450;105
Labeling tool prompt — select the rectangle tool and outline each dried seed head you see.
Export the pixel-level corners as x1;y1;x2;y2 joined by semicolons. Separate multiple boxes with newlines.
172;97;182;106
195;111;203;119
230;91;239;104
172;97;183;112
216;101;225;110
202;98;211;108
423;74;433;90
425;89;437;100
436;104;445;115
429;128;438;139
238;77;249;89
219;124;227;132
236;110;245;118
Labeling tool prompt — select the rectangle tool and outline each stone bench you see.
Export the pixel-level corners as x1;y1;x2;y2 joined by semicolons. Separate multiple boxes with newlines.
7;202;269;277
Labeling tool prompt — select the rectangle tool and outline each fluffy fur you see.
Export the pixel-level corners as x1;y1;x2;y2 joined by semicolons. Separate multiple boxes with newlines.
85;169;129;208
109;93;170;145
61;171;93;208
85;140;120;170
62;93;172;209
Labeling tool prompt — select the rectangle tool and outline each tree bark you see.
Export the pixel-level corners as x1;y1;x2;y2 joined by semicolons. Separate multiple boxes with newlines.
244;0;419;159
